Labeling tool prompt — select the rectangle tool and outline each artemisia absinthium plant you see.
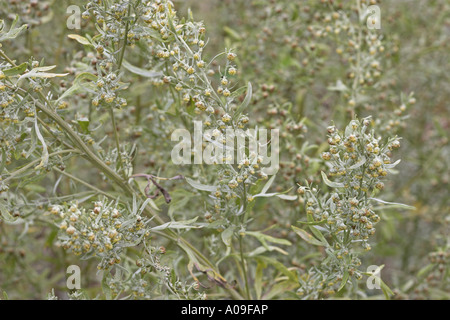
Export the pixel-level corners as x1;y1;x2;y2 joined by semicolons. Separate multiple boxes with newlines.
207;0;415;191
115;0;294;300
0;0;420;300
0;1;243;300
0;0;288;300
294;117;402;298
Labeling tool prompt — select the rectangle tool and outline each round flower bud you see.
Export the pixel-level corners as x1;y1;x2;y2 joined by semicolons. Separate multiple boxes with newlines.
322;152;331;160
227;52;237;61
66;226;76;235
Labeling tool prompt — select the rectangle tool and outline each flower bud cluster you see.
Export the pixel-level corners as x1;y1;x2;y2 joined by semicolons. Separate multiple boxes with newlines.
121;1;279;220
323;117;401;197
296;117;402;298
50;200;151;270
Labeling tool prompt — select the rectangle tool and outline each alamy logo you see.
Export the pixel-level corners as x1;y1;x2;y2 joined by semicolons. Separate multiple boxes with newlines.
66;5;81;30
171;121;280;175
366;5;381;30
66;265;81;290
366;265;382;289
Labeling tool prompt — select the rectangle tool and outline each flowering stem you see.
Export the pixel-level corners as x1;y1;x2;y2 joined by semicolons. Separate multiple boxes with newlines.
0;50;16;68
109;107;124;177
3;149;80;184
117;3;132;71
239;235;251;299
239;183;252;299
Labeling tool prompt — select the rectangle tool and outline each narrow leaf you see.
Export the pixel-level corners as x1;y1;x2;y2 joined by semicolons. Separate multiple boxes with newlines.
338;270;350;292
0;16;28;42
0;200;16;222
185;177;217;192
232;82;252;120
122;60;163;78
57;72;97;103
2;62;27;77
101;272;112;300
68;34;92;46
34;117;49;169
384;159;401;169
321;171;344;188
297;219;327;226
380;278;394;300
348;157;366;170
306;214;329;246
255;262;264;300
254;190;297;201
260;174;276;194
246;231;292;246
369;198;416;210
276;194;297;201
291;226;325;246
254;256;297;283
150;217;200;231
221;226;235;248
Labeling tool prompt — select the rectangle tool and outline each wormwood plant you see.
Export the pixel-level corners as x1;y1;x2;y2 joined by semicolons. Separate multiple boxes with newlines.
294;117;402;298
1;0;444;301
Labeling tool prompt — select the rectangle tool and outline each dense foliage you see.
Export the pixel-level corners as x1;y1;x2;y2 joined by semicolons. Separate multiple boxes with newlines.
0;0;448;300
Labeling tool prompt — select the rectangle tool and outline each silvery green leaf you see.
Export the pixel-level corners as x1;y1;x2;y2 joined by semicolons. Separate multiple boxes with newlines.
338;270;350;292
0;199;16;222
18;65;68;83
2;62;27;77
232;82;252;120
297;219;327;226
275;194;297;200
248;245;289;257
139;197;160;213
34;117;49;169
246;231;292;246
345;123;354;137
260;174;276;194
291;226;325;246
68;34;92;46
185;177;217;192
384;159;401;169
122;60;163;78
221;225;235;248
253;192;297;201
369;197;416;210
150;217;201;231
57;72;97;103
0;15;27;42
321;171;345;188
348;157;367;170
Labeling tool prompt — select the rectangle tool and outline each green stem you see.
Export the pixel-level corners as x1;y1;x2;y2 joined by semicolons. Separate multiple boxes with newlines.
351;0;363;119
109;107;125;177
239;235;251;299
239;182;251;299
0;49;16;66
117;3;132;71
36;116;75;150
35;97;133;195
3;149;80;184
